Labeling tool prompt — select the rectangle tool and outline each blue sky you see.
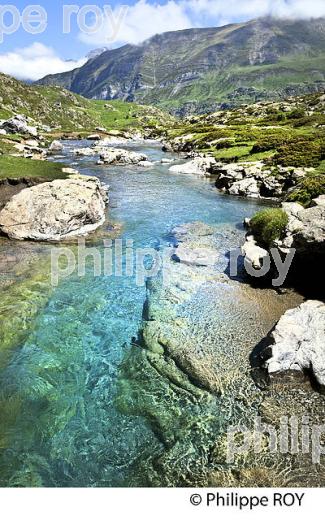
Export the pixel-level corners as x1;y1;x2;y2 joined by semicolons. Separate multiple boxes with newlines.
0;0;325;80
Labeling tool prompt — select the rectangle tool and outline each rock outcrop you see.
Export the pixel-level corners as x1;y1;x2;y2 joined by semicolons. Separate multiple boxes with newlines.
0;175;108;241
276;198;325;256
214;162;309;199
1;115;38;137
260;301;325;388
242;197;325;292
169;157;218;177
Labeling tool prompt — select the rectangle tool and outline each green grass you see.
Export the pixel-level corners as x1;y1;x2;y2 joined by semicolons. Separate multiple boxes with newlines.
0;156;68;180
250;209;289;247
0;74;174;134
88;100;138;130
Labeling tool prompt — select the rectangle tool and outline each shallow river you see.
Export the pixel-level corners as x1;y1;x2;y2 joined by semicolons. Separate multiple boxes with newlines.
0;141;300;487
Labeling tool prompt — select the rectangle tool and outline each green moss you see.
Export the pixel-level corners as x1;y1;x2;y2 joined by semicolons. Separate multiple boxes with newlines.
250;208;289;247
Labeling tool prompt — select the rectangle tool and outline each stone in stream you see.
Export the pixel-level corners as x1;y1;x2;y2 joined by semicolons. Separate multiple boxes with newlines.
74;147;97;157
99;148;149;165
0;175;109;241
49;140;63;152
87;134;101;141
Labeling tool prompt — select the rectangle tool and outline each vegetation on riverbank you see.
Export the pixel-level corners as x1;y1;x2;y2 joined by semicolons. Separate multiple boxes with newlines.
0;156;68;180
250;208;289;247
162;92;325;168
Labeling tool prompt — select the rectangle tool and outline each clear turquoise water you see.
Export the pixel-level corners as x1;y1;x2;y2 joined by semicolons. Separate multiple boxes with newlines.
0;142;266;487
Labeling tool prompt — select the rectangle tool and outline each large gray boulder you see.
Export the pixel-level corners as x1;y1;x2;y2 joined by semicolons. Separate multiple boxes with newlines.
264;301;325;387
229;177;260;198
1;115;38;137
49;140;63;152
0;175;108;241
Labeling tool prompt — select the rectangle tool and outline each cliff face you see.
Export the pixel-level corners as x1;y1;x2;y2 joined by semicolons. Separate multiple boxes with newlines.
37;17;325;114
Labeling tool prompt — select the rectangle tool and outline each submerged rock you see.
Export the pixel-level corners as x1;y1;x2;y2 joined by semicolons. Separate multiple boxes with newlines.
0;175;109;241
262;301;325;388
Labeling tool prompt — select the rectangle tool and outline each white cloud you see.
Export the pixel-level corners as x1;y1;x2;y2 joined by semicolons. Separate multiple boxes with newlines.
79;0;193;46
79;0;325;47
0;43;87;81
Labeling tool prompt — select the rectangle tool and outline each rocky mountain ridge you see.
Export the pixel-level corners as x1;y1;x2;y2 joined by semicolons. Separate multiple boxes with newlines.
38;17;325;115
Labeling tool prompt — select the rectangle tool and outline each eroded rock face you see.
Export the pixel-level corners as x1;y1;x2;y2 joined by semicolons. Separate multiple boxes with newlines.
0;175;109;241
242;198;325;292
263;301;325;387
169;157;218;177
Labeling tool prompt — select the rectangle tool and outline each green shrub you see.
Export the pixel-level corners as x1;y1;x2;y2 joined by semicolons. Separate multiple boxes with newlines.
288;108;306;119
272;137;325;168
286;173;325;207
250;208;289;247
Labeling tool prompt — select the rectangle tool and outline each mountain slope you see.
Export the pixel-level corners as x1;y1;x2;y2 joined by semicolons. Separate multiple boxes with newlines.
38;17;325;115
0;73;174;136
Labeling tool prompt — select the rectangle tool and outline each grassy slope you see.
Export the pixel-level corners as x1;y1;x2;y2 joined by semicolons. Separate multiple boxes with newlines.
165;92;325;165
163;91;325;205
149;55;325;111
0;156;67;181
0;73;174;135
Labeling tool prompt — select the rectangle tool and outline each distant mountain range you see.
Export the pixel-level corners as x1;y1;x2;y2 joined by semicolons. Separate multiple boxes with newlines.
37;17;325;115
